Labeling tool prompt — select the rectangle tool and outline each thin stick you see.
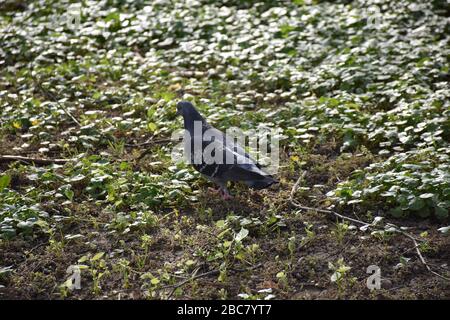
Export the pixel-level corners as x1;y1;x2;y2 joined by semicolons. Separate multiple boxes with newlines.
400;231;450;281
291;201;367;226
134;138;182;161
289;171;306;201
32;77;81;126
0;155;71;165
166;269;219;299
289;172;364;225
289;179;449;282
125;138;175;147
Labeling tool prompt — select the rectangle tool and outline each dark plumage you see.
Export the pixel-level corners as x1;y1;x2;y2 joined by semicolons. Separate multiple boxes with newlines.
176;101;277;198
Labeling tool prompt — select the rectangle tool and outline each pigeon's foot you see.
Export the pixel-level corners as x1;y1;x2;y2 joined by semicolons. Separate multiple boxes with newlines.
220;188;233;200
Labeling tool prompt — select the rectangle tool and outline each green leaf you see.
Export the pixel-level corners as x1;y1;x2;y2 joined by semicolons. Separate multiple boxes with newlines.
408;197;424;211
434;206;448;220
147;122;157;132
78;256;89;263
64;189;74;201
92;92;102;100
68;174;85;182
0;266;13;276
415;207;430;218
185;259;196;267
330;272;340;282
215;220;226;229
234;228;249;242
0;174;11;192
147;106;156;119
389;207;405;218
91;252;105;261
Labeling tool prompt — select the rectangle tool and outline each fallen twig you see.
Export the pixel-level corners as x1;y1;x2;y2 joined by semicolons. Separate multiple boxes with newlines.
400;231;450;281
0;155;71;165
165;263;263;299
125;138;175;147
166;268;219;299
133;138;181;161
289;171;363;225
291;200;366;226
289;171;306;201
289;179;450;282
32;77;81;127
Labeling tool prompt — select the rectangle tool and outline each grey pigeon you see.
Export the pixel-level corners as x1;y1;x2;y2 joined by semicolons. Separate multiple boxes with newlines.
176;101;277;199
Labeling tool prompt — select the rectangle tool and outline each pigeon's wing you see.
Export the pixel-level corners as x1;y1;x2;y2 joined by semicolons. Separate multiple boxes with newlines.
220;161;278;190
190;134;240;179
192;135;277;189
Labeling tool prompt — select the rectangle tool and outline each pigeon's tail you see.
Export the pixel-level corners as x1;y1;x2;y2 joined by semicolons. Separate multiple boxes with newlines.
245;175;278;190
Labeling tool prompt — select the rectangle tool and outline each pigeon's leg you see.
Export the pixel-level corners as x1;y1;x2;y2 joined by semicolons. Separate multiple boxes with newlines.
217;181;233;200
208;187;220;194
220;188;233;200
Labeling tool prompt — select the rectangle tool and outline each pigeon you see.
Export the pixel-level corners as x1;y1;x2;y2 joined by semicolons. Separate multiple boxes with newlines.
176;101;277;199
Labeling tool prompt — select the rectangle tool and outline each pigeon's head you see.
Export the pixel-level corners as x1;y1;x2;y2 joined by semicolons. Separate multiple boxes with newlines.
176;101;196;117
176;101;205;124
